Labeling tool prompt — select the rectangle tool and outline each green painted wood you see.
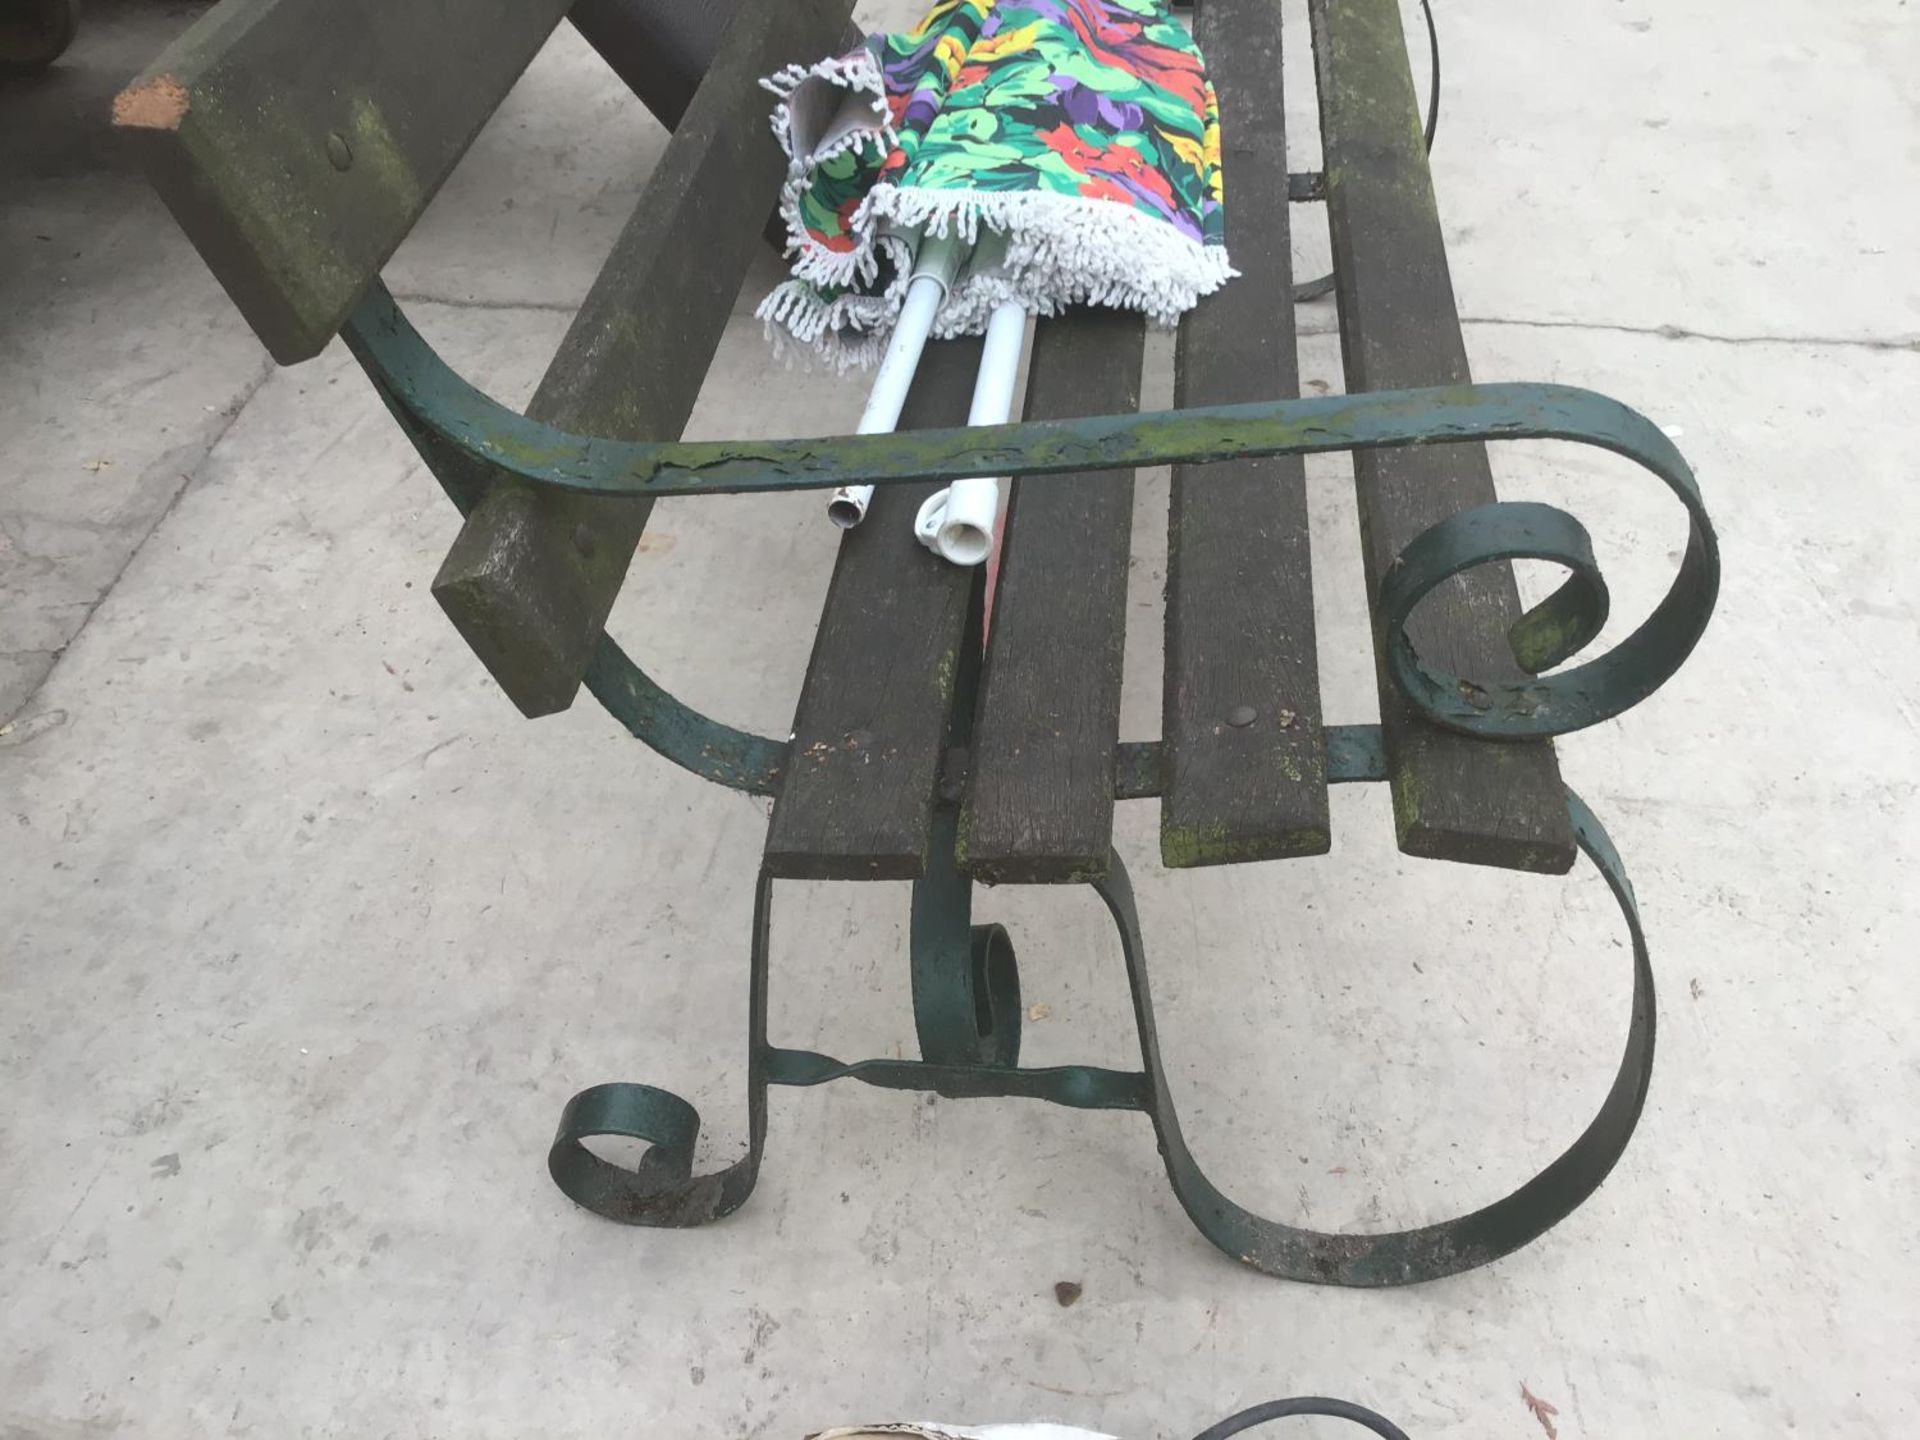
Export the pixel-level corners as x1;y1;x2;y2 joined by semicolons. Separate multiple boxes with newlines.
1162;0;1330;871
1312;0;1576;873
430;0;855;718
114;0;575;364
961;310;1144;885
764;340;985;882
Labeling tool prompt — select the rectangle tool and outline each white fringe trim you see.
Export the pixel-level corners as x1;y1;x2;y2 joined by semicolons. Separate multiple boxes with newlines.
761;49;896;161
757;183;1238;370
763;49;901;290
756;229;918;372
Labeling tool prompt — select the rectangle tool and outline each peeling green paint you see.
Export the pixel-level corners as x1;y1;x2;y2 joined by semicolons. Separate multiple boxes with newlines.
345;273;1717;748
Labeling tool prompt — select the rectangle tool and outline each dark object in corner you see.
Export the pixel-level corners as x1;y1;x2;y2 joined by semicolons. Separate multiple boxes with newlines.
0;0;80;72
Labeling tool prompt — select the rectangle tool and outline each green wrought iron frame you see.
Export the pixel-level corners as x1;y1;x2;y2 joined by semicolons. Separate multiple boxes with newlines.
341;277;1715;1286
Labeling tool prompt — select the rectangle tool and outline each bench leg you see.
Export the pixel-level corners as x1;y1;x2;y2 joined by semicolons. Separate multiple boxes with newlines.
909;807;1023;1071
547;764;1654;1284
1096;779;1657;1286
545;868;778;1227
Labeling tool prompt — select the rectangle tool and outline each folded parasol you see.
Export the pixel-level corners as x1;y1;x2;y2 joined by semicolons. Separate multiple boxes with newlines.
760;0;1231;369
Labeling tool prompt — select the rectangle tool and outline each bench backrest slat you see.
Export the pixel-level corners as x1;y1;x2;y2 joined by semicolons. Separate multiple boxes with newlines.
568;0;740;132
115;0;574;363
1313;0;1576;873
430;0;856;718
960;310;1145;885
1162;0;1332;869
764;342;985;882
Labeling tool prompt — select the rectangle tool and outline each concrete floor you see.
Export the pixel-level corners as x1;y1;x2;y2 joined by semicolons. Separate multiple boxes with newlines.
2;1;1916;1436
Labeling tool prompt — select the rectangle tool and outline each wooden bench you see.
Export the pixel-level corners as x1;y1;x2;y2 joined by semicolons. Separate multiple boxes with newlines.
120;0;1719;1285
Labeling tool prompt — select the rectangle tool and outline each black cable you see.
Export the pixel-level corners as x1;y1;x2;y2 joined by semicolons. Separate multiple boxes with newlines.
1419;0;1441;152
1191;1396;1413;1440
1295;0;1440;304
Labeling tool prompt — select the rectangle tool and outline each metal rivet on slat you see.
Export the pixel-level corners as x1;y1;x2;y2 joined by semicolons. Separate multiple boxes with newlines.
572;523;597;560
325;133;353;172
1226;705;1257;728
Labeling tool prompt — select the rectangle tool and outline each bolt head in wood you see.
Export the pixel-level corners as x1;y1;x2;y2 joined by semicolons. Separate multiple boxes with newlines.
1227;705;1257;728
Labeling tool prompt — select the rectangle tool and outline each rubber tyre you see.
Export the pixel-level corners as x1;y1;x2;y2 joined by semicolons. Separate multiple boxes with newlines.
0;0;80;72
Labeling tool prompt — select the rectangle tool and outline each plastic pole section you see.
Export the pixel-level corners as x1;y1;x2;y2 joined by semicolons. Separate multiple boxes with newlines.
913;296;1025;566
827;231;965;530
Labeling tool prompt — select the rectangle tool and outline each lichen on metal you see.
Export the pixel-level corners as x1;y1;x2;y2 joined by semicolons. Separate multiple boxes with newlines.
342;276;1719;777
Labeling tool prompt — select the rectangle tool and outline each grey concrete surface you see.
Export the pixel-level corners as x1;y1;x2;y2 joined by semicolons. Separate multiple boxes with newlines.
2;1;1916;1437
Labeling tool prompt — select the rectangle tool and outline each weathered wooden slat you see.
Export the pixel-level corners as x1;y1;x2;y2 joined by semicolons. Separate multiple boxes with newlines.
569;0;740;131
763;340;985;882
1161;0;1330;870
569;1;863;255
961;311;1144;885
430;0;855;718
114;0;575;364
571;0;865;133
1312;0;1576;873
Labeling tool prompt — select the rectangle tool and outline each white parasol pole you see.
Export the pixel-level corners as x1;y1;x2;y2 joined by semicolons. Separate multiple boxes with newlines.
827;230;965;530
913;295;1024;567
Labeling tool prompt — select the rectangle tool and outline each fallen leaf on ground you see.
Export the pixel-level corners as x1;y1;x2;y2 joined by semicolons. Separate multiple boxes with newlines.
1520;1381;1559;1439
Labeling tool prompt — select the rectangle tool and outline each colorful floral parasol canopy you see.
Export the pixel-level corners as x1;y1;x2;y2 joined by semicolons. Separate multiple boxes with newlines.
760;0;1232;368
